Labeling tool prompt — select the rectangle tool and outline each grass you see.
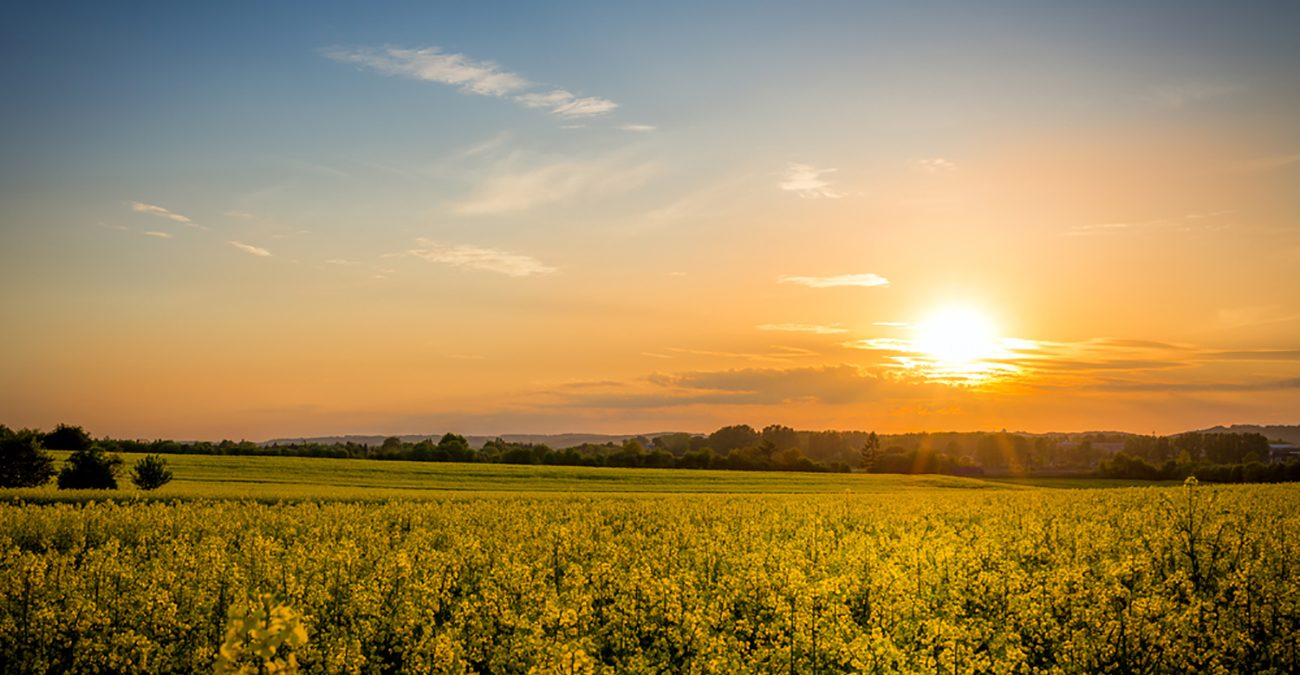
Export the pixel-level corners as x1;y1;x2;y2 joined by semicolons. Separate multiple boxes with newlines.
5;451;1184;502
0;451;1060;502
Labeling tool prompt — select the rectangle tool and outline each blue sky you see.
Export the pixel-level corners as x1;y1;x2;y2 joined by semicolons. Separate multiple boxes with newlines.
3;2;1300;438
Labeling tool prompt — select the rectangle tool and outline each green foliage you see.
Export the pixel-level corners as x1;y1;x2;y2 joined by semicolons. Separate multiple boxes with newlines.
42;423;92;451
130;454;173;490
214;595;308;675
0;430;56;488
56;446;123;490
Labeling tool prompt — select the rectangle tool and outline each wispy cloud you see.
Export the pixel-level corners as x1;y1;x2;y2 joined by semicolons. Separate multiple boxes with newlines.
756;323;849;335
1068;210;1235;237
1150;81;1237;108
516;89;618;118
323;46;528;96
324;258;360;265
408;239;556;277
619;123;656;132
779;163;841;198
916;158;957;173
228;241;271;257
141;231;173;239
1066;221;1135;237
455;159;656;215
324;45;618;118
129;201;202;228
551;365;929;410
663;346;819;365
778;273;889;288
461;131;512;158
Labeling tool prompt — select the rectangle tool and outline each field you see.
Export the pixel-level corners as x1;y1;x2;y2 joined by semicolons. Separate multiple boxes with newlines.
12;452;1036;502
3;457;1299;673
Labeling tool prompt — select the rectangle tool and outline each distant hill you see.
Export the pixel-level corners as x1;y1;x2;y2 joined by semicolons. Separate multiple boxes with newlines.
1195;425;1300;445
262;432;678;449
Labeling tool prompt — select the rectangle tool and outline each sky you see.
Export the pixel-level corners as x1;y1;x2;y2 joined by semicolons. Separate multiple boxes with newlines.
2;1;1300;440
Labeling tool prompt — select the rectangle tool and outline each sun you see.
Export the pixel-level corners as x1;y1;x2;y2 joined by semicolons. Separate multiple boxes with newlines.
913;307;999;365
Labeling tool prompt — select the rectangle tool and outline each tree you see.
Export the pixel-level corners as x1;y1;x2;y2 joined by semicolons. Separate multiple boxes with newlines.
860;432;881;469
707;425;759;454
0;430;57;488
130;454;173;490
57;447;123;490
43;423;92;451
760;424;800;451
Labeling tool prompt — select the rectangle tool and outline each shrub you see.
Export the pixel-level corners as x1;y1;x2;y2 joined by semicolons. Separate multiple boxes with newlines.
43;423;92;451
130;454;173;490
57;446;123;490
0;430;57;488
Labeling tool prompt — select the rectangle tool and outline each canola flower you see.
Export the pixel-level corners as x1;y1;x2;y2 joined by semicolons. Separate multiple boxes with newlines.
0;486;1297;673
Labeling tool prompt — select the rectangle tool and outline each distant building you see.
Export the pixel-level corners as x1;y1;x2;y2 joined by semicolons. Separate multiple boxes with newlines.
1269;443;1299;463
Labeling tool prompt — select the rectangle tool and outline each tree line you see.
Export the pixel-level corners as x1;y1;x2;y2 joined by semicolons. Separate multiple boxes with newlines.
4;422;1298;486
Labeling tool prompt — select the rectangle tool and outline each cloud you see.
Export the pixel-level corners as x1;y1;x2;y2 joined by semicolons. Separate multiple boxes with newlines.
324;258;360;265
323;46;528;96
779;163;841;198
141;231;173;239
408;239;556;277
129;201;202;228
228;241;271;257
1089;378;1300;393
664;346;819;364
1066;222;1134;237
549;365;941;410
620;123;656;132
1068;211;1238;237
778;273;889;288
916;158;957;173
1150;81;1237;108
324;45;618;118
1206;349;1300;361
516;89;618;118
461;131;512;158
455;159;656;215
756;323;849;335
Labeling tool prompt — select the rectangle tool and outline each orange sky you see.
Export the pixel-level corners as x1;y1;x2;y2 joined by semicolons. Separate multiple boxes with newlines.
2;4;1299;439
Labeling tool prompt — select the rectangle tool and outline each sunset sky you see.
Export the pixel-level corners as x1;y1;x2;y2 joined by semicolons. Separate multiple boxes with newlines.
3;2;1299;440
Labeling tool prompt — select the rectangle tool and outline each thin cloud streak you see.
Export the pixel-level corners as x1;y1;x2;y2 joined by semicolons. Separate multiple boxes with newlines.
778;273;889;288
408;239;556;277
324;45;617;118
454;159;656;215
916;158;957;173
141;231;173;239
756;323;849;335
228;241;271;257
129;201;203;228
779;163;841;198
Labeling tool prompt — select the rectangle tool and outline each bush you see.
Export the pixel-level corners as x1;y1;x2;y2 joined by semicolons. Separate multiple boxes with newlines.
57;447;123;490
43;423;93;451
0;430;57;488
130;454;174;490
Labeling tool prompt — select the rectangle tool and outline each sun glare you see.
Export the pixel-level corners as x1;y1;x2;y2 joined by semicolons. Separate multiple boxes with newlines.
914;308;999;365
